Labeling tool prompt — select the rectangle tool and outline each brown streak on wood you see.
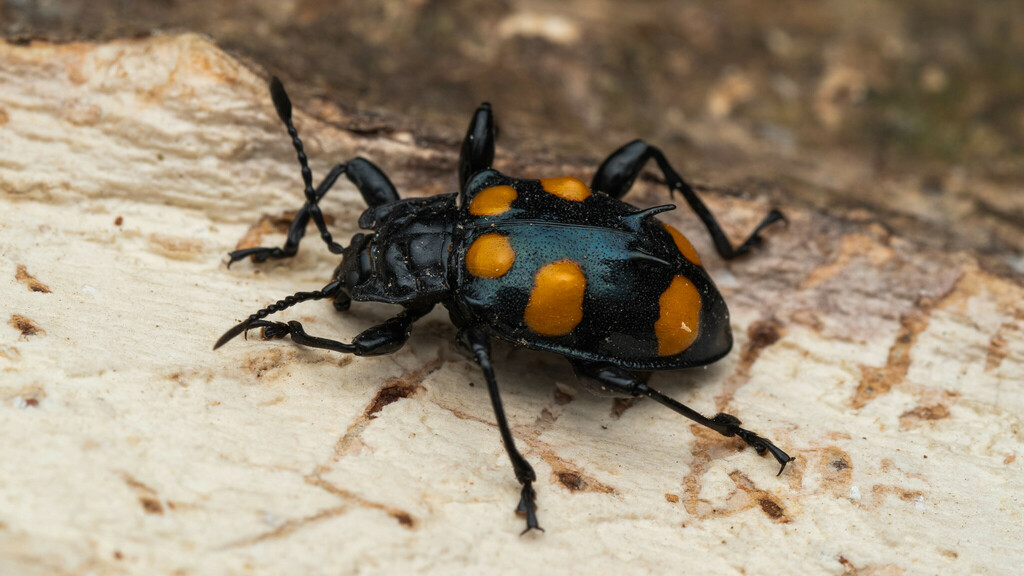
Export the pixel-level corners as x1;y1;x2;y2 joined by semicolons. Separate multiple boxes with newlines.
715;317;784;412
303;476;417;530
899;389;961;430
681;423;802;522
435;399;618;495
985;322;1017;372
9;315;45;339
148;233;204;260
819;446;854;498
867;484;925;509
729;471;792;523
800;234;893;291
15;264;51;293
122;474;164;515
536;452;616;494
242;348;289;381
313;358;441;476
224;505;349;548
899;405;948;429
849;307;932;409
365;380;426;419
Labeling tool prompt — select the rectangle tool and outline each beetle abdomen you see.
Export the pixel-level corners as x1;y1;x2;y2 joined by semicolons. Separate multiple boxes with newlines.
452;172;732;370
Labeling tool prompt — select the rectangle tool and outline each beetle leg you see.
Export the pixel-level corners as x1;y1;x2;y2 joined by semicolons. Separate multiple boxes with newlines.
227;158;401;268
590;140;786;260
572;361;795;474
221;304;433;356
458;102;496;191
228;78;401;268
213;280;342;349
459;327;543;535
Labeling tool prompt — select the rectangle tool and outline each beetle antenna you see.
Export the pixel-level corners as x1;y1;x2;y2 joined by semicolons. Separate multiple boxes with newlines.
268;77;344;255
213;280;341;350
270;76;315;198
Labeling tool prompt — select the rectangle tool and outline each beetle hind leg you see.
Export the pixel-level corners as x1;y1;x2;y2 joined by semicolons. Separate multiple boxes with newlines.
460;327;543;534
590;140;785;260
572;361;794;474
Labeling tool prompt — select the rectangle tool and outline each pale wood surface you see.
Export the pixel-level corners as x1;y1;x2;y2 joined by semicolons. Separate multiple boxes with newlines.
1;35;1022;576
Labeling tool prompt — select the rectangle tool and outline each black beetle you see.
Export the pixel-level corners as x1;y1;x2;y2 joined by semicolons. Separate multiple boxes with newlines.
216;77;793;533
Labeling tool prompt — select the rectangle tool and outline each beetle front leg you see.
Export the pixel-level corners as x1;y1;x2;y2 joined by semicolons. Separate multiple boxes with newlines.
590;140;785;260
213;280;342;349
459;327;543;535
238;304;434;356
572;361;794;474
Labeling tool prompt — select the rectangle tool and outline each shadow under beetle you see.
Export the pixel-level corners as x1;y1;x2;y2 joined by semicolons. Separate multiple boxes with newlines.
215;77;794;534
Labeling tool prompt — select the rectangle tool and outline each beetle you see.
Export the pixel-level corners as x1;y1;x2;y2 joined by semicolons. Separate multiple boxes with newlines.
215;77;793;534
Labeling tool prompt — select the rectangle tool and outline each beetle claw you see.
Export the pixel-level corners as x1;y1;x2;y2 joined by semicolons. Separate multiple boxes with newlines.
743;432;795;474
715;415;794;474
515;482;544;535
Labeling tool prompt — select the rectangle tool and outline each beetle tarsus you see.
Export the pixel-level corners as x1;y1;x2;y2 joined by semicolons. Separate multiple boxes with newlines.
247;319;292;340
517;482;544;535
712;413;795;474
730;209;787;257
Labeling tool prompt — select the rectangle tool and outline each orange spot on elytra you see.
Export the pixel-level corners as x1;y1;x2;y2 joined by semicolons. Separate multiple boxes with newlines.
540;177;591;201
655;275;701;356
469;185;517;216
663;223;702;265
525;260;586;336
466;233;515;278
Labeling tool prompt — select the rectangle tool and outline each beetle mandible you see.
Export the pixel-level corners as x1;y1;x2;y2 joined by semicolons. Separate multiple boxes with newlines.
215;77;794;534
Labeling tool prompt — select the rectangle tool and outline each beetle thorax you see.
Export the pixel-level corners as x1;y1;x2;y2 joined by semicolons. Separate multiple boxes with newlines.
337;196;455;306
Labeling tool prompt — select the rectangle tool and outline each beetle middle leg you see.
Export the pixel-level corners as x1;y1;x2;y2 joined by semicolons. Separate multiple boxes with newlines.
572;360;794;474
228;78;400;267
590;140;785;260
459;327;543;535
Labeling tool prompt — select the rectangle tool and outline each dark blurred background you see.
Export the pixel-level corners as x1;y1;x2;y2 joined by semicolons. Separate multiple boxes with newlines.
4;0;1023;266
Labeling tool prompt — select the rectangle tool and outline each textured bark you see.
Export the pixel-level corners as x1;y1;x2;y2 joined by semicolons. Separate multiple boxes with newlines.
1;35;1022;576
